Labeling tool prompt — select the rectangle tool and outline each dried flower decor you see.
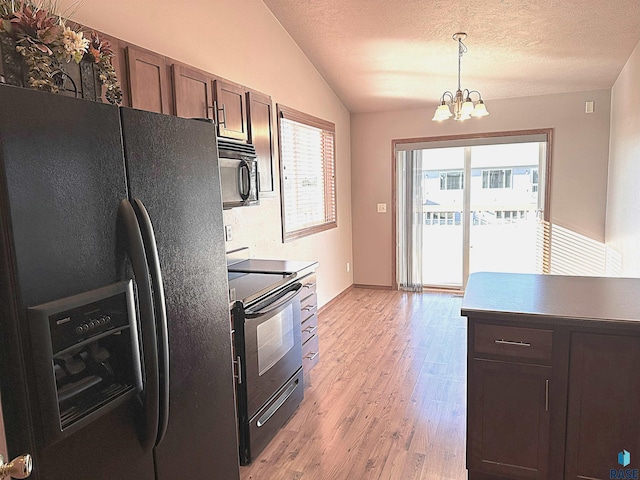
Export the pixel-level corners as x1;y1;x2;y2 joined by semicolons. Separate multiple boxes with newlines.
0;0;122;104
85;30;121;104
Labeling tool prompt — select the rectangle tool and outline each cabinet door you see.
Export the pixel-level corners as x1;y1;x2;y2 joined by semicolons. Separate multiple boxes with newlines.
469;359;551;480
247;91;275;193
214;79;248;141
172;65;213;120
565;333;640;480
126;46;171;114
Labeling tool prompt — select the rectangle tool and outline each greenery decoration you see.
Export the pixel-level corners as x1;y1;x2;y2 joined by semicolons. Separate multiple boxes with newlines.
0;0;122;104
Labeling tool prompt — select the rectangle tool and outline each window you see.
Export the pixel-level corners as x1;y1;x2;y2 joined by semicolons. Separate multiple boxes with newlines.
531;168;539;193
277;105;337;241
482;169;512;189
440;171;464;190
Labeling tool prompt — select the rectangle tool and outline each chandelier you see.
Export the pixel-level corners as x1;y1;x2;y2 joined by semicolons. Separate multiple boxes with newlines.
432;33;489;121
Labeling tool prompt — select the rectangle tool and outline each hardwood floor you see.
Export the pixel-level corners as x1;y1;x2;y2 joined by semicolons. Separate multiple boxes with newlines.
240;287;467;480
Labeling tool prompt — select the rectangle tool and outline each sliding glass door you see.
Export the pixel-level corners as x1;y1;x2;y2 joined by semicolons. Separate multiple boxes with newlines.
396;132;550;290
421;147;465;287
468;142;545;277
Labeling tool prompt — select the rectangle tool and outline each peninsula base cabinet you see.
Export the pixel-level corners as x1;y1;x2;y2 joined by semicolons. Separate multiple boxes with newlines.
565;333;640;480
470;359;551;479
463;274;640;480
466;321;640;480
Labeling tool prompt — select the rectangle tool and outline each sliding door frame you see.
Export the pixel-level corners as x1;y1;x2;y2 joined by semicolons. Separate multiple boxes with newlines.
391;128;554;290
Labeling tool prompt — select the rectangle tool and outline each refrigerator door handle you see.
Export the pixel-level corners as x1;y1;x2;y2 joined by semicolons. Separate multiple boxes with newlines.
117;200;160;453
132;198;170;447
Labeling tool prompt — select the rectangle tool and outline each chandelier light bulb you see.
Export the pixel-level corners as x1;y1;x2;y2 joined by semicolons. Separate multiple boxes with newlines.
461;99;475;117
432;103;453;121
473;100;489;117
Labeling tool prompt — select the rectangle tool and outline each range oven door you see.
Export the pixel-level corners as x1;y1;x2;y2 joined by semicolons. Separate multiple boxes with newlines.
243;282;302;419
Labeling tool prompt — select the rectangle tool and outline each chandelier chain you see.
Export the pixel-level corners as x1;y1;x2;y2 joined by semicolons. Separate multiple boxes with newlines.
457;38;467;92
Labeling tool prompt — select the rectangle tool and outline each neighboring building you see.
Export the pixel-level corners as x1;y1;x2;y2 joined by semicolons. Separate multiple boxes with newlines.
422;165;539;225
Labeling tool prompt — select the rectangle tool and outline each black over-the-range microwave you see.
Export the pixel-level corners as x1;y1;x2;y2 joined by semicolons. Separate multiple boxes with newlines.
218;137;259;209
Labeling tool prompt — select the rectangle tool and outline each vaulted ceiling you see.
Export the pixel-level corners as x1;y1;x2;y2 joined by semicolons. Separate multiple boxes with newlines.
262;0;640;113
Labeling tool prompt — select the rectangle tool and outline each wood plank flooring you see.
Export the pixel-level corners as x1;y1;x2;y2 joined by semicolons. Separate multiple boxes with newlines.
240;287;467;480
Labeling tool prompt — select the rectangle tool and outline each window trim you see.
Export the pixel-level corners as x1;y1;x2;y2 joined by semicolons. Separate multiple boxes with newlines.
277;104;337;242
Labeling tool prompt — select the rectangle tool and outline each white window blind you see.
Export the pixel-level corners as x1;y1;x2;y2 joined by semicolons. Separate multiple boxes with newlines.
278;105;336;241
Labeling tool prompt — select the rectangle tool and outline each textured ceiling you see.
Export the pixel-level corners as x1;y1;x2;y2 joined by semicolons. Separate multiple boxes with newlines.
262;0;640;113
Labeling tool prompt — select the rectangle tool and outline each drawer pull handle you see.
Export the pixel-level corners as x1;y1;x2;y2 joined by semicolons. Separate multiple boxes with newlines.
303;325;318;334
303;283;316;289
302;306;315;312
494;339;531;347
305;351;319;361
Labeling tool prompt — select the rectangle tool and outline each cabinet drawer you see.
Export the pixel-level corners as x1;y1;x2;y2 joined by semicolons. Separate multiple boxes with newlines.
475;324;552;362
302;334;319;371
300;274;317;294
301;295;317;322
301;314;318;345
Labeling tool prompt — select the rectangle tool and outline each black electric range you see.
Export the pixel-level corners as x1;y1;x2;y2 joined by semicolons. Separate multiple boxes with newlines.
226;249;311;465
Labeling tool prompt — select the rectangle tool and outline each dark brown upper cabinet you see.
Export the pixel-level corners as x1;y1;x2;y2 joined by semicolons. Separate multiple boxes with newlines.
247;91;275;193
172;64;214;120
214;79;248;141
126;46;171;114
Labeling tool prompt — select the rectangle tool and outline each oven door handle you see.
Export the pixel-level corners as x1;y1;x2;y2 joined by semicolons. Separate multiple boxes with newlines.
245;284;302;318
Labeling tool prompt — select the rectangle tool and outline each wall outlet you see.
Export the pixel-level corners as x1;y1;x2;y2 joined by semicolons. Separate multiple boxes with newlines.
224;225;232;242
346;262;350;273
377;203;387;213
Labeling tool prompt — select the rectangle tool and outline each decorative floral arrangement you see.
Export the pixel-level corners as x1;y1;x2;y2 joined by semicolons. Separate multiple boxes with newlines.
0;0;122;104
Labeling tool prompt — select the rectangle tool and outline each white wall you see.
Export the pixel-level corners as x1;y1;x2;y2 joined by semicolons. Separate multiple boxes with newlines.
70;0;354;306
351;90;611;286
606;39;640;277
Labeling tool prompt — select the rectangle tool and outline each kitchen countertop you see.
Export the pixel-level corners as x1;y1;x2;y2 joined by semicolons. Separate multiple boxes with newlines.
461;272;640;327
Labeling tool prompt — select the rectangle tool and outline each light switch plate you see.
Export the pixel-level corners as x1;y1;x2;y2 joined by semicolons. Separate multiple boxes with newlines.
585;101;595;114
224;225;232;242
377;203;387;213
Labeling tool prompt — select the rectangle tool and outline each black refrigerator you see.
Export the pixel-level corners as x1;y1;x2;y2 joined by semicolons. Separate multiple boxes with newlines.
0;84;240;480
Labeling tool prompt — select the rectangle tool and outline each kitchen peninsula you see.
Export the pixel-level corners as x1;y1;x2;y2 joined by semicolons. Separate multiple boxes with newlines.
462;272;640;480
